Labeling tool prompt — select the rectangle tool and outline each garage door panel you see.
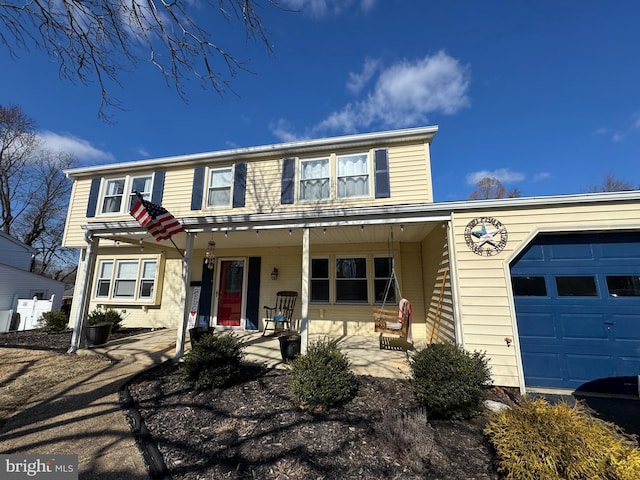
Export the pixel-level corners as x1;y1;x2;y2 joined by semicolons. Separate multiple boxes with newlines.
560;313;607;340
521;352;563;385
511;231;640;393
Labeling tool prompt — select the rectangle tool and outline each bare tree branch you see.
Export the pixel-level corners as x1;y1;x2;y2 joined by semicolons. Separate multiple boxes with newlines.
0;1;279;120
469;177;521;200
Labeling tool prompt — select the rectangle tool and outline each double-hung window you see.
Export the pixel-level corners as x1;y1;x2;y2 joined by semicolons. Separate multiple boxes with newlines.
311;258;330;303
100;175;152;215
95;257;160;303
337;153;369;198
299;158;330;201
373;257;396;304
207;167;233;207
335;257;368;303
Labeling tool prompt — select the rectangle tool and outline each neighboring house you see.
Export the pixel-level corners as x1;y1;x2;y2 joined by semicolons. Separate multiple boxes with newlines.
62;126;640;395
0;231;65;331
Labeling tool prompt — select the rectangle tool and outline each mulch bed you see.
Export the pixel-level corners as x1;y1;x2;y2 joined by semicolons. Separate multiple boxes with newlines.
0;328;155;351
127;361;522;480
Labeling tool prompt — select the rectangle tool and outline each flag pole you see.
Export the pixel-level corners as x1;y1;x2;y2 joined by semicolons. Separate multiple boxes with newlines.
170;236;185;258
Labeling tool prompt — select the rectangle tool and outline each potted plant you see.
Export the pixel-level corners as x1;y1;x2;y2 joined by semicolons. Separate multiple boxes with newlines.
85;308;123;347
278;330;301;361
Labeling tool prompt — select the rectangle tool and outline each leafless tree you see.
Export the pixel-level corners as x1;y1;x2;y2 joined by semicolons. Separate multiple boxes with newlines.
0;1;279;119
469;177;521;200
0;104;78;278
586;171;636;193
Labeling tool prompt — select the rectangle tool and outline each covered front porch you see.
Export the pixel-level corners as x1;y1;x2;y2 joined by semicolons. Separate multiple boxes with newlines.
92;328;415;379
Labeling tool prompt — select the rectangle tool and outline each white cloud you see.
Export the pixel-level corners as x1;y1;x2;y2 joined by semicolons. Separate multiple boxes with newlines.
279;0;376;17
38;131;114;163
612;133;624;142
465;168;524;186
533;172;551;181
270;119;305;143
315;51;470;134
346;58;380;95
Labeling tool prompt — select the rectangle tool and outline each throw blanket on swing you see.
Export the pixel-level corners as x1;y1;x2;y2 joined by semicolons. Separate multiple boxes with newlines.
399;298;413;343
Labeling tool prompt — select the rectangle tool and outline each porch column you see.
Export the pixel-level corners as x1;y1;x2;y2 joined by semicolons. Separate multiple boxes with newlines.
300;227;310;354
174;233;194;359
68;233;99;353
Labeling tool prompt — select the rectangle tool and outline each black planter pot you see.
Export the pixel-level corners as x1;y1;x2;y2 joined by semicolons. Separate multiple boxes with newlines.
279;334;301;361
85;323;112;347
189;327;215;348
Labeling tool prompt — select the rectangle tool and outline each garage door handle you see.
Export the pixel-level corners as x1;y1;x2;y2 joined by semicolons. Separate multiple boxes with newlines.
604;321;615;325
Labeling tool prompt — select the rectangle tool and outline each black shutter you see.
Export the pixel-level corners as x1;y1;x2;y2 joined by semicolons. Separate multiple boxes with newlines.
151;170;165;204
232;162;247;208
246;257;262;330
374;148;390;198
86;177;101;217
281;157;295;204
191;166;205;210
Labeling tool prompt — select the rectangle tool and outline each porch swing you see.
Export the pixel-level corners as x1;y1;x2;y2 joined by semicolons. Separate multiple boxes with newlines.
373;229;413;345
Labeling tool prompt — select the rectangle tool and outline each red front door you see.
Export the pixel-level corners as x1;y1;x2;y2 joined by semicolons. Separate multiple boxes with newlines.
216;259;244;327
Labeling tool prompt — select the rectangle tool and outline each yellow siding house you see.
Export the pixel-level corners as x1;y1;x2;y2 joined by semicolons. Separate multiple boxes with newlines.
63;126;640;395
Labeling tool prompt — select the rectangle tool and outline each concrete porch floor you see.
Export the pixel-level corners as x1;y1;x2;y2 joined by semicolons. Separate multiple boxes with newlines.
93;328;415;380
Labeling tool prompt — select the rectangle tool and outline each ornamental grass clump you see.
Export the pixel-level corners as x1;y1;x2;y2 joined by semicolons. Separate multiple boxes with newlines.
484;397;640;480
183;332;245;390
409;342;491;420
288;338;357;410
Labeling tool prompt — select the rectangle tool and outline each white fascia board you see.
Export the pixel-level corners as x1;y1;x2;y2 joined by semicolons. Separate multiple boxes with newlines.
65;125;439;179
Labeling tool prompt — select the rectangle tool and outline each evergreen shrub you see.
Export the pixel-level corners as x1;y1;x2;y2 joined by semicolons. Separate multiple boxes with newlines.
40;310;69;332
485;397;640;480
288;338;357;410
183;332;245;390
409;342;491;419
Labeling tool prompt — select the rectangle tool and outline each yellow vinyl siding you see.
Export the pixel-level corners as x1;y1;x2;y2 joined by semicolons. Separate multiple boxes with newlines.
62;139;434;248
451;200;640;388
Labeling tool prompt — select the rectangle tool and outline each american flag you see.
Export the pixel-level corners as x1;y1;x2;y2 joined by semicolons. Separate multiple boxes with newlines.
129;193;185;241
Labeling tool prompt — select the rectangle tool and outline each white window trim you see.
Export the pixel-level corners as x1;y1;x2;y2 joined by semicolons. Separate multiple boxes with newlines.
205;165;234;209
93;255;163;305
310;256;331;304
298;156;331;202
98;173;154;216
336;152;371;199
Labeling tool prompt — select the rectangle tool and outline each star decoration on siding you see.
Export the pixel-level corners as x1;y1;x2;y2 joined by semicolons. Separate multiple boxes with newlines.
464;217;508;256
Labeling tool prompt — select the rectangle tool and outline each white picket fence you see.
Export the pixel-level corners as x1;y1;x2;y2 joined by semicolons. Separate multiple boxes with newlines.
0;295;59;333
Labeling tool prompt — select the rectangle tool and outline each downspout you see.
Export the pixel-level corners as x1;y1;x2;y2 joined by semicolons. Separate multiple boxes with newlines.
446;217;464;348
300;227;310;354
174;233;194;360
68;232;99;353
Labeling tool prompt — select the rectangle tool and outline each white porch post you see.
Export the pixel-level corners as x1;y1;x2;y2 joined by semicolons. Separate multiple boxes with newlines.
68;233;99;353
300;227;310;353
174;233;194;359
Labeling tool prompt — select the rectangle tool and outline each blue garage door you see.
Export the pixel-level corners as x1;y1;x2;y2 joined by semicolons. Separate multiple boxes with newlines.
511;232;640;394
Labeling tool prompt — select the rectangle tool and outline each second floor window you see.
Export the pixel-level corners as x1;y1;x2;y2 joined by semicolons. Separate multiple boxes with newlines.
337;153;369;198
299;158;330;201
101;175;152;215
207;167;232;207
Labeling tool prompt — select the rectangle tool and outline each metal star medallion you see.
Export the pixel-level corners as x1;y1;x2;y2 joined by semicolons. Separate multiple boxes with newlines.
464;217;508;256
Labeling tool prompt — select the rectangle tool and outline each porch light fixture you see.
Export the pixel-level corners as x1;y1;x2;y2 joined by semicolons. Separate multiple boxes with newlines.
271;267;279;280
205;240;216;270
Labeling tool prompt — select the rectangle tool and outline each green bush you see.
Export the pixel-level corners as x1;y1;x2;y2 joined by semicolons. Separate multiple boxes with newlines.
288;338;357;410
409;342;491;419
183;332;245;390
39;310;69;332
485;397;640;480
87;308;123;331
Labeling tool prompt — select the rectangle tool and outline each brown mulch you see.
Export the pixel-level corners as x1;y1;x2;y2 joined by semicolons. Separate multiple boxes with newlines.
127;361;522;480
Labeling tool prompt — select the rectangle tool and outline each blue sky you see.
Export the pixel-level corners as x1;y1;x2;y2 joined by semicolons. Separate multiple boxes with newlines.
1;0;639;201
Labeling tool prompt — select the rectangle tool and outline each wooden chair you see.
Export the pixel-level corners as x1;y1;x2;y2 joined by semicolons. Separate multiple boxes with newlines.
263;291;298;336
